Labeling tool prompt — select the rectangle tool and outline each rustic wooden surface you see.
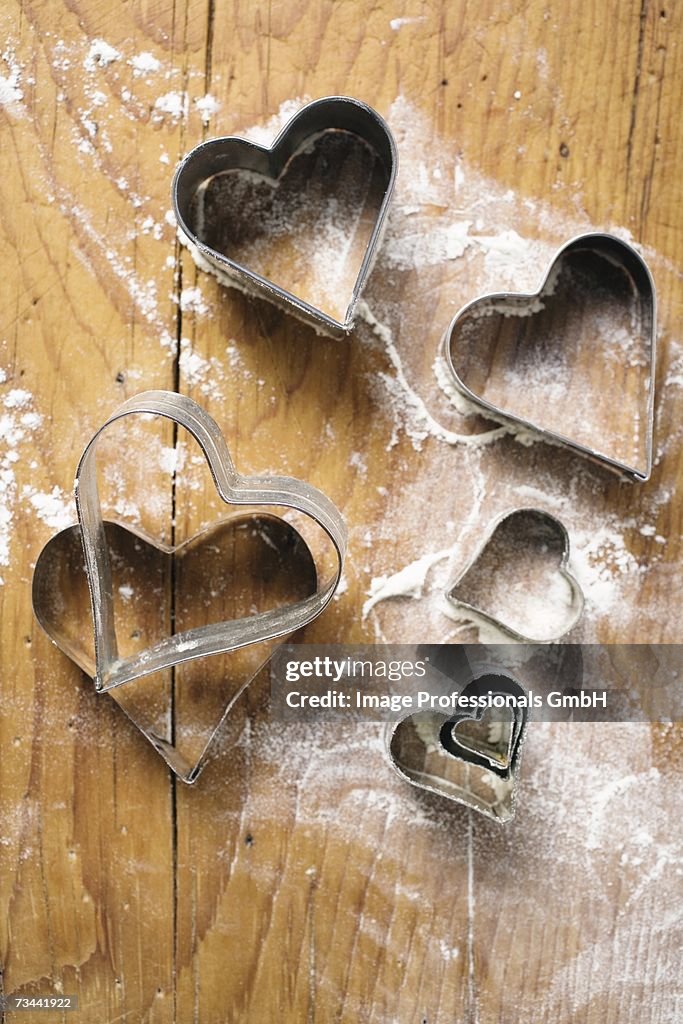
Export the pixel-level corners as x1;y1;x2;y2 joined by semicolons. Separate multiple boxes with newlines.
1;2;682;1022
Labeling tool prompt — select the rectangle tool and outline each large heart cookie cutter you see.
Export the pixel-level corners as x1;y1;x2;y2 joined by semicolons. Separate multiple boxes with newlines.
441;232;656;481
445;508;585;644
32;391;346;779
173;96;397;338
387;673;530;823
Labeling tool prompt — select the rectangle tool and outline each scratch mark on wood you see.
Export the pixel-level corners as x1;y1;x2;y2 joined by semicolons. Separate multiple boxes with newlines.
626;0;649;183
467;810;478;1024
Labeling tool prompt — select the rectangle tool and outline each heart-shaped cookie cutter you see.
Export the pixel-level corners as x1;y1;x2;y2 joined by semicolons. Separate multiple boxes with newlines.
441;232;656;481
32;391;346;776
439;676;527;777
445;507;584;643
387;672;529;823
173;96;397;338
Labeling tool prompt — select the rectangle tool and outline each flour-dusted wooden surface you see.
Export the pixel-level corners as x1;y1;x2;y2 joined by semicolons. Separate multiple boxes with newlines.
1;2;682;1022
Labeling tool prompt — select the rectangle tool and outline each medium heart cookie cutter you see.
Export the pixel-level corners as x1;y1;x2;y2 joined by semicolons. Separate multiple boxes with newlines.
441;232;656;481
32;390;346;779
445;507;584;643
387;672;529;823
173;96;397;338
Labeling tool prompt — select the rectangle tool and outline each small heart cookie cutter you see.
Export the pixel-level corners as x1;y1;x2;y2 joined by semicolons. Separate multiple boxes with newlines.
173;96;397;338
32;391;346;778
445;507;584;643
441;232;656;481
387;672;529;823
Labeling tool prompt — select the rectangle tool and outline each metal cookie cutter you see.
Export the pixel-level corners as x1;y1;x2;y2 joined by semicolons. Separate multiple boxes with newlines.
387;673;529;823
173;96;397;338
445;508;584;644
32;390;346;782
441;232;656;481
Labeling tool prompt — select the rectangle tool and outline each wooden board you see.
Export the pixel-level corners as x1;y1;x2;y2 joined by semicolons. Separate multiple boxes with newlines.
1;2;682;1022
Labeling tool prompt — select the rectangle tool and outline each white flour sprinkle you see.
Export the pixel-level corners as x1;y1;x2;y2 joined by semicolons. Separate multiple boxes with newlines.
3;389;32;409
178;338;224;399
22;485;75;530
358;301;523;451
158;445;185;474
153;91;188;122
83;39;120;71
178;285;211;316
66;200;164;328
241;98;311;145
363;546;455;619
195;93;220;125
0;388;45;581
569;526;644;614
129;52;161;76
159;330;178;356
0;64;23;108
139;215;163;240
390;16;426;30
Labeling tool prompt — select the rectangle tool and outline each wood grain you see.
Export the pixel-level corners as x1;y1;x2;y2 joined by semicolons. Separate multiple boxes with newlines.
1;1;681;1022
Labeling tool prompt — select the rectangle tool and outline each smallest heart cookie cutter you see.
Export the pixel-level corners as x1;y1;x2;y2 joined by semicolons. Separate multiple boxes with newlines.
32;391;346;780
445;508;584;643
441;232;656;481
173;96;397;338
387;672;529;822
